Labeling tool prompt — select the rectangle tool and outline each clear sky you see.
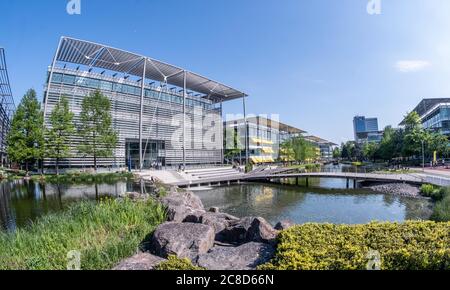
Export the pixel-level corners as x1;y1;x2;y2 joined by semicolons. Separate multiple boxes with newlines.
1;0;450;144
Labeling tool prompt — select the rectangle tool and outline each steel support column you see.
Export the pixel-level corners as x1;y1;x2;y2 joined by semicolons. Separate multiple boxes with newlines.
183;71;187;169
220;101;224;165
139;58;147;171
243;96;249;164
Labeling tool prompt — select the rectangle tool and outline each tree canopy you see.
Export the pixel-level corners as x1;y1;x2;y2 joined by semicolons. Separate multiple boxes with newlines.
7;89;44;173
78;90;118;171
45;96;76;175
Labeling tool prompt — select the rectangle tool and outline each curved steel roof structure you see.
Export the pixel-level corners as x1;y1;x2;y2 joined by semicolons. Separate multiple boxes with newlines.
54;37;247;103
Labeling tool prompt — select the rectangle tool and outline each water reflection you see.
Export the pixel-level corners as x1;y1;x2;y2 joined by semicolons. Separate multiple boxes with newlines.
0;180;135;232
196;183;433;225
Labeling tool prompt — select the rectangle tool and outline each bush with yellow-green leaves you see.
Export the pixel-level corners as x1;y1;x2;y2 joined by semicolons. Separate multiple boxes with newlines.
155;256;205;270
260;222;450;270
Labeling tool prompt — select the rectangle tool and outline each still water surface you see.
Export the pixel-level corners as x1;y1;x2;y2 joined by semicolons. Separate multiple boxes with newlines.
0;176;434;232
196;179;433;225
0;180;139;232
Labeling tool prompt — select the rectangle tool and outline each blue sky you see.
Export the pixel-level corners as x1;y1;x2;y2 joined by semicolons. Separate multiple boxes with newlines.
1;0;450;144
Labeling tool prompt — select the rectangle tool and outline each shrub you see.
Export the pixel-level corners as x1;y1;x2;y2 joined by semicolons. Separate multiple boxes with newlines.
419;184;445;200
305;164;321;171
420;184;436;196
0;199;166;270
260;222;450;270
155;256;205;270
432;192;450;222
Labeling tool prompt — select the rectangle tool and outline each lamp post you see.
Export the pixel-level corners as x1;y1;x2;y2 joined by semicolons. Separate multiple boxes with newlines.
422;140;425;172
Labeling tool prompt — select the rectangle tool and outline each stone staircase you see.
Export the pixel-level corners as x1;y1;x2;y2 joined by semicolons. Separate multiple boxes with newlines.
184;167;243;181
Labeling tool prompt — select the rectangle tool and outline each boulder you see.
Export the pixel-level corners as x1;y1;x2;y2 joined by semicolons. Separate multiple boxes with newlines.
196;242;275;270
151;222;215;260
113;253;166;270
161;191;206;222
275;220;295;231
200;212;240;234
217;217;278;245
209;207;220;213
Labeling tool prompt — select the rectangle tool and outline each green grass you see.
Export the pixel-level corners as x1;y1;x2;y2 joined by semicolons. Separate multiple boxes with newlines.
260;222;450;270
30;172;134;185
289;164;322;171
375;169;420;175
0;198;166;270
431;187;450;222
419;186;450;222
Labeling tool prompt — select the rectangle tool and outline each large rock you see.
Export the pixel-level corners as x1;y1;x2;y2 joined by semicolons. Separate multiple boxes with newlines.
218;217;278;245
151;222;215;260
196;242;275;270
113;253;166;270
200;212;240;234
161;191;206;222
275;220;295;231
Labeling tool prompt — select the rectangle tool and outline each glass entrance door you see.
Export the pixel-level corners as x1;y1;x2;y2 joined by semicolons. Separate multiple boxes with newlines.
126;140;166;170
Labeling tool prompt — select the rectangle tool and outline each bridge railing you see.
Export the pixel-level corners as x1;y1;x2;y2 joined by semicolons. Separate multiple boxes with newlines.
423;176;450;187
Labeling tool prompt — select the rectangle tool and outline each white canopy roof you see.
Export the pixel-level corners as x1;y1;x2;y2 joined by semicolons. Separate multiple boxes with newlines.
55;37;247;103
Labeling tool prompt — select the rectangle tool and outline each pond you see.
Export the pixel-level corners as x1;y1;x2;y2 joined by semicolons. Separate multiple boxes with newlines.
195;180;434;225
0;174;434;232
0;180;145;232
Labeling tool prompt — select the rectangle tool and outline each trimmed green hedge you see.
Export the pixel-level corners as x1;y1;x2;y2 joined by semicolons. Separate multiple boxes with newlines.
260;222;450;270
155;256;205;270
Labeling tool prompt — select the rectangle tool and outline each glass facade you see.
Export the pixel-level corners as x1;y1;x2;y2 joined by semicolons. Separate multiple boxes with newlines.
422;105;450;134
51;72;214;111
224;118;303;164
354;116;381;143
44;67;223;169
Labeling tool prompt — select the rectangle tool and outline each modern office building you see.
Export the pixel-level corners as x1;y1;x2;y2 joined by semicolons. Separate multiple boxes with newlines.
43;37;247;170
400;98;450;135
304;136;338;160
0;48;15;166
224;116;305;164
353;116;382;143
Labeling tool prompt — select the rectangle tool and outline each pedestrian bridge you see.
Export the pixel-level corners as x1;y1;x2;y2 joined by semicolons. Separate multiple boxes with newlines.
142;167;450;188
246;172;425;187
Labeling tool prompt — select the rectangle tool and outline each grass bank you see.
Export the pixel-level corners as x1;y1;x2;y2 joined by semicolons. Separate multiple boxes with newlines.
0;198;166;270
0;168;134;184
288;164;322;171
420;185;450;222
31;172;134;184
260;221;450;270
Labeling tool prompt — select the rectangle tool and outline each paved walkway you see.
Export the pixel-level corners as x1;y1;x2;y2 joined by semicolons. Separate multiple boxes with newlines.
136;170;186;185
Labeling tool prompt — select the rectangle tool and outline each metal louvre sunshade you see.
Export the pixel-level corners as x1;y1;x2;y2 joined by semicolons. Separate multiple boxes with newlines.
0;48;15;119
56;37;247;102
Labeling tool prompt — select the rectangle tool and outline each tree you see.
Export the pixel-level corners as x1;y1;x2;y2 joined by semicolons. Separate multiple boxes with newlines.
280;140;296;162
363;142;379;161
45;96;75;175
403;111;422;132
332;147;341;159
427;131;449;159
78;90;118;171
7;89;44;175
224;127;243;162
378;126;401;161
341;142;352;160
281;137;318;163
